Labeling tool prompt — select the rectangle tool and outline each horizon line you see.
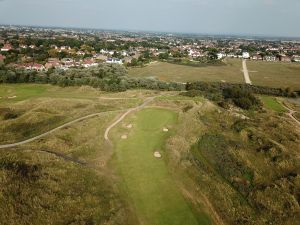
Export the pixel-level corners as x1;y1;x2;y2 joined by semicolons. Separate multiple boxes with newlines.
1;23;300;40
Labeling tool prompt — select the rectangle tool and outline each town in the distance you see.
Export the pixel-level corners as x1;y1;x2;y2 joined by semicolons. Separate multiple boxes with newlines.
0;25;300;71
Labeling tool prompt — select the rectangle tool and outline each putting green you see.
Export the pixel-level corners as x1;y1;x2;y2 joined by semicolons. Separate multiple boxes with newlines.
113;108;211;225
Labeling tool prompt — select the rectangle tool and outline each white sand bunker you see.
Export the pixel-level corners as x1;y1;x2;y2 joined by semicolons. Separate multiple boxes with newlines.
7;96;17;99
126;124;133;129
121;135;128;139
163;128;169;132
154;151;162;158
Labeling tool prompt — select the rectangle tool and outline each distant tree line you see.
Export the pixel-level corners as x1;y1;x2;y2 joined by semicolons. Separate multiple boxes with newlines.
0;64;184;92
182;81;298;110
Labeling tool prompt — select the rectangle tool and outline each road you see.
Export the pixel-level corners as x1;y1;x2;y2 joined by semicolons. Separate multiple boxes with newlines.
104;96;155;141
242;59;252;85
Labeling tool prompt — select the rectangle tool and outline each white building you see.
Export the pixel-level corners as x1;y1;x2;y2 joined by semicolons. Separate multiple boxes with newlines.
106;58;123;64
242;52;250;59
217;53;226;59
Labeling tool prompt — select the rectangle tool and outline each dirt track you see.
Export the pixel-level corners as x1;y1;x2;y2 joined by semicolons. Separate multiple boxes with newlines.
0;110;122;149
281;103;300;126
0;97;155;149
242;59;252;85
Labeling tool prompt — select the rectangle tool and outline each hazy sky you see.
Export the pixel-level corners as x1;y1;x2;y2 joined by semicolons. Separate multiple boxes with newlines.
0;0;299;37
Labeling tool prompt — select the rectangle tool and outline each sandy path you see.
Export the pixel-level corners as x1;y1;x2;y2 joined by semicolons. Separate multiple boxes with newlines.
242;59;252;85
0;110;123;149
104;97;155;142
281;103;300;126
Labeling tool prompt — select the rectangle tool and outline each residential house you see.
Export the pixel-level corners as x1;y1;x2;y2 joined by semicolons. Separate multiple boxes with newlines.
252;54;263;60
1;43;13;52
94;54;107;61
242;52;250;59
106;58;123;64
217;53;226;59
76;51;85;56
82;59;98;68
264;56;276;62
45;59;61;70
292;55;300;62
22;63;45;71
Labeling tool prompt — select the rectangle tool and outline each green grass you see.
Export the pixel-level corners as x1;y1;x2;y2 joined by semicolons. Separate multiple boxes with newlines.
0;84;48;103
128;59;244;83
246;60;300;89
0;84;105;103
113;108;211;225
260;96;287;113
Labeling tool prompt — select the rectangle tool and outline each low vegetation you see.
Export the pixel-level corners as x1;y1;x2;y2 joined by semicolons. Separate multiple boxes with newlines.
0;84;299;225
165;97;300;225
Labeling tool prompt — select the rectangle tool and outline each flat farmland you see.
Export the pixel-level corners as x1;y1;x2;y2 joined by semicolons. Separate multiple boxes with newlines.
128;59;244;83
128;59;300;90
246;60;300;89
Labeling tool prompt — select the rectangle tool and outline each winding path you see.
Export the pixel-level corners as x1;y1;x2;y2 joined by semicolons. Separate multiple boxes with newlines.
0;110;122;149
281;103;300;126
242;59;252;85
0;97;155;149
104;96;155;141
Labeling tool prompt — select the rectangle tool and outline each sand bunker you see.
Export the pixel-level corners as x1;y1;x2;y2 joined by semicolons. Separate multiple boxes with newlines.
121;135;128;139
126;124;133;129
7;96;17;99
154;151;162;158
163;128;169;132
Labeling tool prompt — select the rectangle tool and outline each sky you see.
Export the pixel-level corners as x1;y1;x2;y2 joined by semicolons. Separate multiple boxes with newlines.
0;0;299;37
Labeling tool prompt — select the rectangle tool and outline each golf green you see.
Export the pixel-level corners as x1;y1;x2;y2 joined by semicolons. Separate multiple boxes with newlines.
114;108;209;225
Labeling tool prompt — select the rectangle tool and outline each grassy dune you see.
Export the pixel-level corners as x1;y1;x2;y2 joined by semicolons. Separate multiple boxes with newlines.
112;108;210;225
0;84;141;144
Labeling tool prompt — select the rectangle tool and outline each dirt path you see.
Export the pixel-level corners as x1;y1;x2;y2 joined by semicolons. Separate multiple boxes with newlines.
0;110;123;149
104;96;155;142
242;59;252;85
281;103;300;126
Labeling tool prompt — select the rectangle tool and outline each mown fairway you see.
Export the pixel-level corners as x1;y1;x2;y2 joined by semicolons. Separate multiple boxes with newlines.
128;59;244;83
113;108;210;225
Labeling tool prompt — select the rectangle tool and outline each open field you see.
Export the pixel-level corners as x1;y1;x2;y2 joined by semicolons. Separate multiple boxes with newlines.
128;59;244;83
111;108;210;225
246;61;300;89
128;60;300;90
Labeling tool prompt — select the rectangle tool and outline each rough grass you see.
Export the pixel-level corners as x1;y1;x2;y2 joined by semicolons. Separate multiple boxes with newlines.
112;108;209;225
260;96;287;113
128;59;244;83
168;97;300;225
0;109;138;225
0;84;141;144
246;61;300;89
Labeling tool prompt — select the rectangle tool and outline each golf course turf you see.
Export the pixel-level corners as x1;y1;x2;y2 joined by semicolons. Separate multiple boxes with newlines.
113;108;211;225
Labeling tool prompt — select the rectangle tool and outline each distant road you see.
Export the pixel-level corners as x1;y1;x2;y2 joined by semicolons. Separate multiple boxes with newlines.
242;59;252;85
